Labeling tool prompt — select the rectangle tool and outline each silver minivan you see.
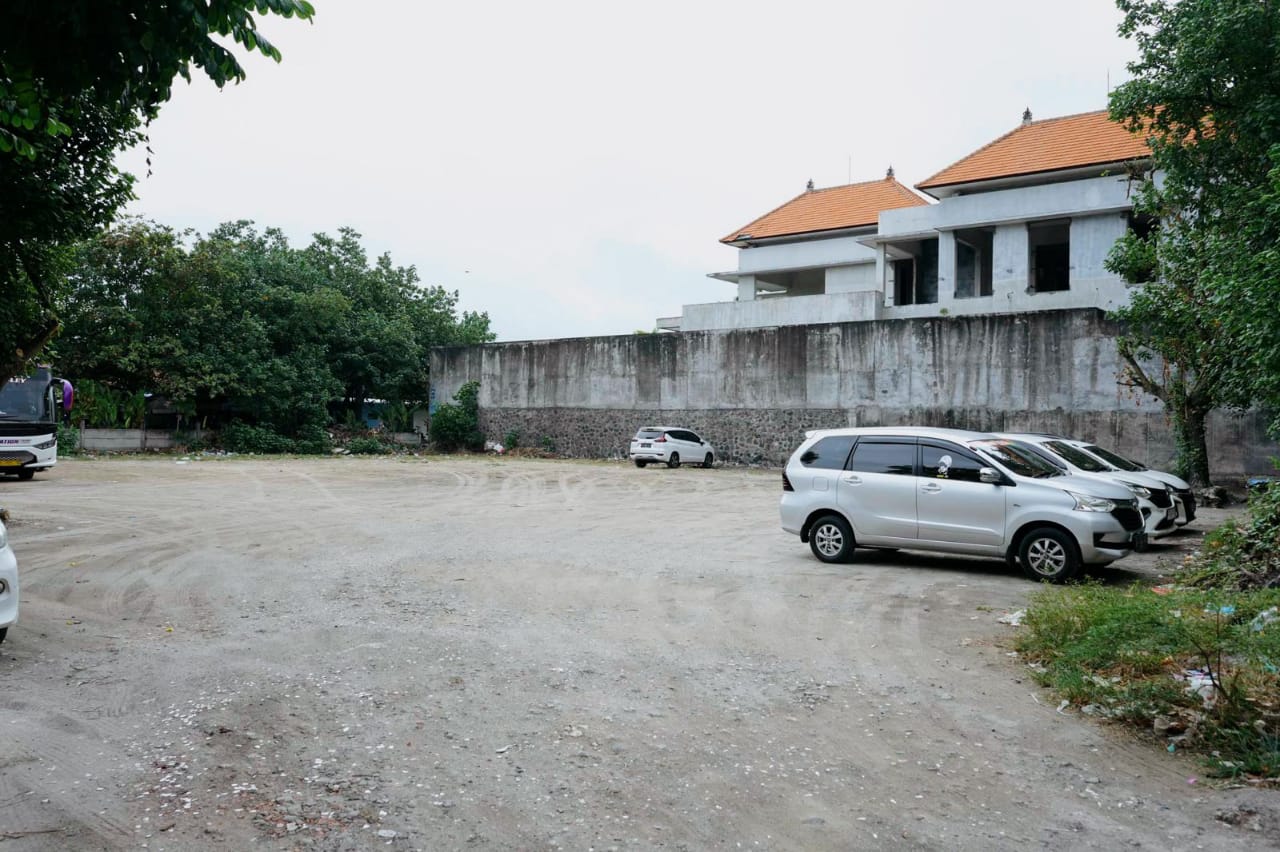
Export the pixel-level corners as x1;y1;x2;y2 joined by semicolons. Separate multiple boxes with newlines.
779;427;1145;582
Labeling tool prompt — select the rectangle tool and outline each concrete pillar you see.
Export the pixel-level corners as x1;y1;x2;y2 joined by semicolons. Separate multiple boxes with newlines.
877;245;893;307
737;275;756;301
936;230;957;311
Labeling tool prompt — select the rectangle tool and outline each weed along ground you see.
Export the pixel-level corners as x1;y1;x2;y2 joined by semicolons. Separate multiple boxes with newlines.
1;456;1277;849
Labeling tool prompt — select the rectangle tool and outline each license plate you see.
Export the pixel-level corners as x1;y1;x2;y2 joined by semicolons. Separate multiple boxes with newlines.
0;459;22;467
640;443;651;448
1165;506;1178;520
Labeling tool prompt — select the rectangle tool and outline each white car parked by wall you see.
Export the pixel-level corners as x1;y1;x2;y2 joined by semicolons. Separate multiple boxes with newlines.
1067;441;1197;526
995;434;1179;542
629;427;715;469
0;519;17;644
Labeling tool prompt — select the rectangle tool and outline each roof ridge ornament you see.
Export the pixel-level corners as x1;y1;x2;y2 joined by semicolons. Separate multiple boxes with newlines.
1022;107;1033;125
806;178;815;191
886;165;895;179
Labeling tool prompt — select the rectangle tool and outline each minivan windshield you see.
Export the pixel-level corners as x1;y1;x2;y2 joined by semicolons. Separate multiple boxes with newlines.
969;439;1065;479
1043;440;1110;472
1082;444;1147;472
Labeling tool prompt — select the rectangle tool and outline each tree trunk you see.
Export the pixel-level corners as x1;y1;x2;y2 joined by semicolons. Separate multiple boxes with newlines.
1174;402;1212;487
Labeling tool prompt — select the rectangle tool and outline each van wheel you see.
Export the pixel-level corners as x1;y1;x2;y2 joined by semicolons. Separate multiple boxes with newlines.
1018;527;1081;583
0;627;7;644
809;514;855;564
667;453;680;469
16;470;33;481
702;453;714;468
634;459;647;468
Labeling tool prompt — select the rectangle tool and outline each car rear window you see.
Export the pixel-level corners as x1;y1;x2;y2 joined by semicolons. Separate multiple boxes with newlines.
847;440;915;476
799;435;856;469
635;429;664;440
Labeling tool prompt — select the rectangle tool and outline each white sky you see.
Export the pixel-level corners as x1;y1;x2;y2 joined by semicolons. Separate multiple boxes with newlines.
117;0;1137;342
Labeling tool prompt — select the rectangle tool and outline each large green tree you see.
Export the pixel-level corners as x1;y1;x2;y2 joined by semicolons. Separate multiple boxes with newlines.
0;1;315;386
57;220;495;438
1107;0;1280;485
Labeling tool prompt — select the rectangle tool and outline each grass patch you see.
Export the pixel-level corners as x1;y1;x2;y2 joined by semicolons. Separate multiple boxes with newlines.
1016;583;1280;783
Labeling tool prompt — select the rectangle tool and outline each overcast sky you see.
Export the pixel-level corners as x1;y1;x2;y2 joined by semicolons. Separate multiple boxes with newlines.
116;0;1137;342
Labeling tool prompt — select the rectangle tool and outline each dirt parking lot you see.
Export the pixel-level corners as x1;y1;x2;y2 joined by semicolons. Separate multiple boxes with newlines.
0;456;1275;850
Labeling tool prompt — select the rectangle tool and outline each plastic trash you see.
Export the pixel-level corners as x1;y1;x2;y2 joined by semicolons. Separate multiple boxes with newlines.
1250;607;1278;632
998;609;1026;626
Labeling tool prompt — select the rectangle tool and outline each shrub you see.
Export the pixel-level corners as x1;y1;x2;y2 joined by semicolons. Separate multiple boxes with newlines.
56;422;80;455
219;422;296;454
504;428;521;449
429;382;484;452
1183;481;1280;590
346;436;390;455
293;424;331;455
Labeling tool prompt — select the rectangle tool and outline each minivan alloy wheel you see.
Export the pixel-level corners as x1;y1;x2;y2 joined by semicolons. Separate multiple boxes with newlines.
808;514;855;563
1017;527;1080;582
1026;538;1066;575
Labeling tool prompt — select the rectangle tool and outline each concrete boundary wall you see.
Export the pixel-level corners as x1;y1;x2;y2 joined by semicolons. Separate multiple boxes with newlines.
431;309;1274;477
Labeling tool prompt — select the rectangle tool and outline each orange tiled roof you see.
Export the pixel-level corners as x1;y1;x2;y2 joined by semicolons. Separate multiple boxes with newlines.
721;177;928;244
917;110;1151;193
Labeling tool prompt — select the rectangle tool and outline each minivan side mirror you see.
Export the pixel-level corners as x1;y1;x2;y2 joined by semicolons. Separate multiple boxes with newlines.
979;467;1003;484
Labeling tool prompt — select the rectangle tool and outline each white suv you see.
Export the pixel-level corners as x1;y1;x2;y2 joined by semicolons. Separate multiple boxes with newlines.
0;519;17;644
629;427;715;469
779;427;1145;582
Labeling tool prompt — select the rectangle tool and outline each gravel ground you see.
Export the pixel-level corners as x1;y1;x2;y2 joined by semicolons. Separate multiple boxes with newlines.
0;455;1275;851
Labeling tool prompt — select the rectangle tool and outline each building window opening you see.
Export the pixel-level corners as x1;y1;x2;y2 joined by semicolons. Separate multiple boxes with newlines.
889;238;938;306
1125;213;1159;283
954;228;993;299
1028;221;1070;292
893;258;916;305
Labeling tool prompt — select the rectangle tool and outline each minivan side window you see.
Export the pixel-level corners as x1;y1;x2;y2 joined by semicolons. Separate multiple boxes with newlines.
847;440;915;476
921;442;985;483
799;435;857;469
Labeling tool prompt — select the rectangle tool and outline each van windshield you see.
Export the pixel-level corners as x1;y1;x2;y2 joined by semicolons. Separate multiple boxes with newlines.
1043;440;1110;472
969;439;1064;479
1083;444;1148;472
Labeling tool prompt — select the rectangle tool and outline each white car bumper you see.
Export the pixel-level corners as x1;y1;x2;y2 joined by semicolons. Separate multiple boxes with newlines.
0;544;18;630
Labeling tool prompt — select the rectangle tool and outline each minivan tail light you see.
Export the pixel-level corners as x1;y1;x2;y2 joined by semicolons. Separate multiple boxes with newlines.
782;471;794;492
654;436;667;442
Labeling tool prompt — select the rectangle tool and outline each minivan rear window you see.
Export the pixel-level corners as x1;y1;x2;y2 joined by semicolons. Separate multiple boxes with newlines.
847;441;915;476
799;435;856;469
635;429;664;440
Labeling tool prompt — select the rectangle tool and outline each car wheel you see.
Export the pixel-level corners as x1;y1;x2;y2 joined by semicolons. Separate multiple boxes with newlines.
0;626;7;644
809;514;855;563
16;470;33;481
634;459;647;468
1018;527;1081;583
667;453;680;469
702;453;714;469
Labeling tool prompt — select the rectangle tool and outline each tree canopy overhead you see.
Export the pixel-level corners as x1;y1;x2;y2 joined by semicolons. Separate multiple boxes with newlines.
0;0;315;159
1107;0;1280;485
0;1;315;385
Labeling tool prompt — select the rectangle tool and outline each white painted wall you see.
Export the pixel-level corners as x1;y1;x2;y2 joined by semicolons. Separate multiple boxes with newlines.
680;291;881;331
825;263;876;293
736;234;877;275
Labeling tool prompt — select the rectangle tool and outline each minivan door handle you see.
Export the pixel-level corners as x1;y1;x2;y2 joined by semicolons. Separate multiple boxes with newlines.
841;475;862;485
920;482;942;493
